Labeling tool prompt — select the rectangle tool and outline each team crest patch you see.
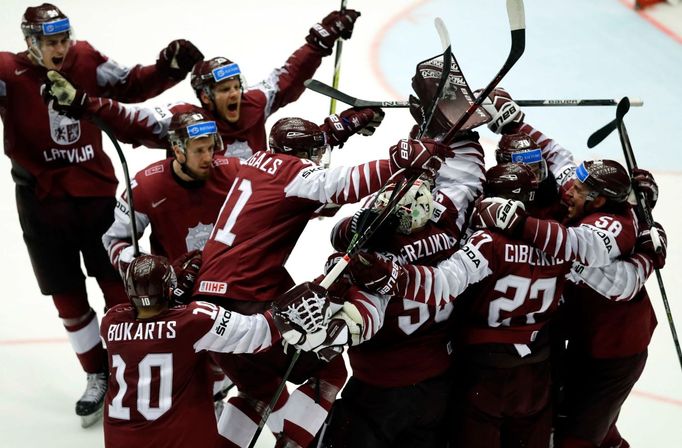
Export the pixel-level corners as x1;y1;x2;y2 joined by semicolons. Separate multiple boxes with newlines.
185;222;214;251
226;140;254;159
49;107;80;144
198;281;228;295
145;165;164;176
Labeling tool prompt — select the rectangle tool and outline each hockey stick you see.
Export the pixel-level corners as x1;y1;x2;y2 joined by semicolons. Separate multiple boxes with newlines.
613;98;681;371
586;97;631;149
92;116;140;257
305;79;644;109
247;20;452;448
329;0;348;115
442;0;525;142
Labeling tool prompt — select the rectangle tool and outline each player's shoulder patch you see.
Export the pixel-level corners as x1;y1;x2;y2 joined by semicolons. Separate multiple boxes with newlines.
144;163;165;177
213;156;231;167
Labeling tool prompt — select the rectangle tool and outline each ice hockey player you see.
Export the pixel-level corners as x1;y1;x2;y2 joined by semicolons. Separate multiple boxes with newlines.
102;254;335;448
480;88;666;448
192;115;449;447
101;108;241;414
348;163;574;448
1;2;202;427
43;9;368;160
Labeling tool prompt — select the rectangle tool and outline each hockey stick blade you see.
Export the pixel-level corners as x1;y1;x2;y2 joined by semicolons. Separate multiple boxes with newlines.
434;17;451;50
442;0;525;142
304;79;410;108
587;96;632;148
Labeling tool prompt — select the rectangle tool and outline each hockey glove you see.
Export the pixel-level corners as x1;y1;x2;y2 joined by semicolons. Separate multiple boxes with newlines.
388;137;450;178
271;282;331;351
306;9;361;55
348;252;407;297
156;39;204;80
632;168;659;209
475;87;525;134
42;70;88;119
322;107;385;147
636;222;667;269
171;250;202;304
475;197;527;236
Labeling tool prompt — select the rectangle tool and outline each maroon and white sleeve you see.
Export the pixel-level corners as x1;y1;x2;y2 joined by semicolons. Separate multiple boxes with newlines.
338;288;390;345
569;253;654;302
84;98;182;148
284;159;394;205
192;302;277;354
518;122;577;189
251;43;325;119
434;136;485;233
402;230;494;307
88;41;180;102
101;201;150;269
521;215;628;267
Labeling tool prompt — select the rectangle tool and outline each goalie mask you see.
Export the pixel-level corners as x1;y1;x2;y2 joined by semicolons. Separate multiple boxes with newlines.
376;178;434;234
21;3;71;68
484;163;539;205
496;132;548;182
410;53;491;140
125;255;177;311
269;117;329;164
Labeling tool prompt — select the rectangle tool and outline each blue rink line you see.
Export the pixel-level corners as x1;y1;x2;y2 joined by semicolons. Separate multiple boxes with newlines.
376;0;682;172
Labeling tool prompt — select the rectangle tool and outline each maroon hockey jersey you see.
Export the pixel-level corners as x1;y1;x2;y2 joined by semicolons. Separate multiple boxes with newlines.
101;301;276;448
103;156;242;263
83;43;327;159
523;209;657;358
196;152;394;302
0;41;178;198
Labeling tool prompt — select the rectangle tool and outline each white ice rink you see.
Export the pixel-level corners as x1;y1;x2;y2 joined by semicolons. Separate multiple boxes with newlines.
1;0;680;447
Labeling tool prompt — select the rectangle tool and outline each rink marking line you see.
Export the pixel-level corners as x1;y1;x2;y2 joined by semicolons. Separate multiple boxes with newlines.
0;337;68;345
1;335;681;408
370;0;433;100
631;389;682;407
618;0;682;45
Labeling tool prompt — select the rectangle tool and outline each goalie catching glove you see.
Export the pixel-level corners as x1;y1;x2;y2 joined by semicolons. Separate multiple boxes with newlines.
322;107;385;147
271;282;332;351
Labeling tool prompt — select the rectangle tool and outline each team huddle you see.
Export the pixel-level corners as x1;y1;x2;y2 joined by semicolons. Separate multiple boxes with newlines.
0;3;668;448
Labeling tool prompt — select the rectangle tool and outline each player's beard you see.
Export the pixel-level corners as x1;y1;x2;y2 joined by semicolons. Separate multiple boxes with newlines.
181;163;211;181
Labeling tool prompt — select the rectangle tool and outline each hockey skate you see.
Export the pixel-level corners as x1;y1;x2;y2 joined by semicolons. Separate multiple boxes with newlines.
76;372;107;428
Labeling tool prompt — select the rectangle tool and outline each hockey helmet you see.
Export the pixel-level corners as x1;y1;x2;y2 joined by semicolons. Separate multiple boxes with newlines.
496;132;548;182
125;255;177;310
